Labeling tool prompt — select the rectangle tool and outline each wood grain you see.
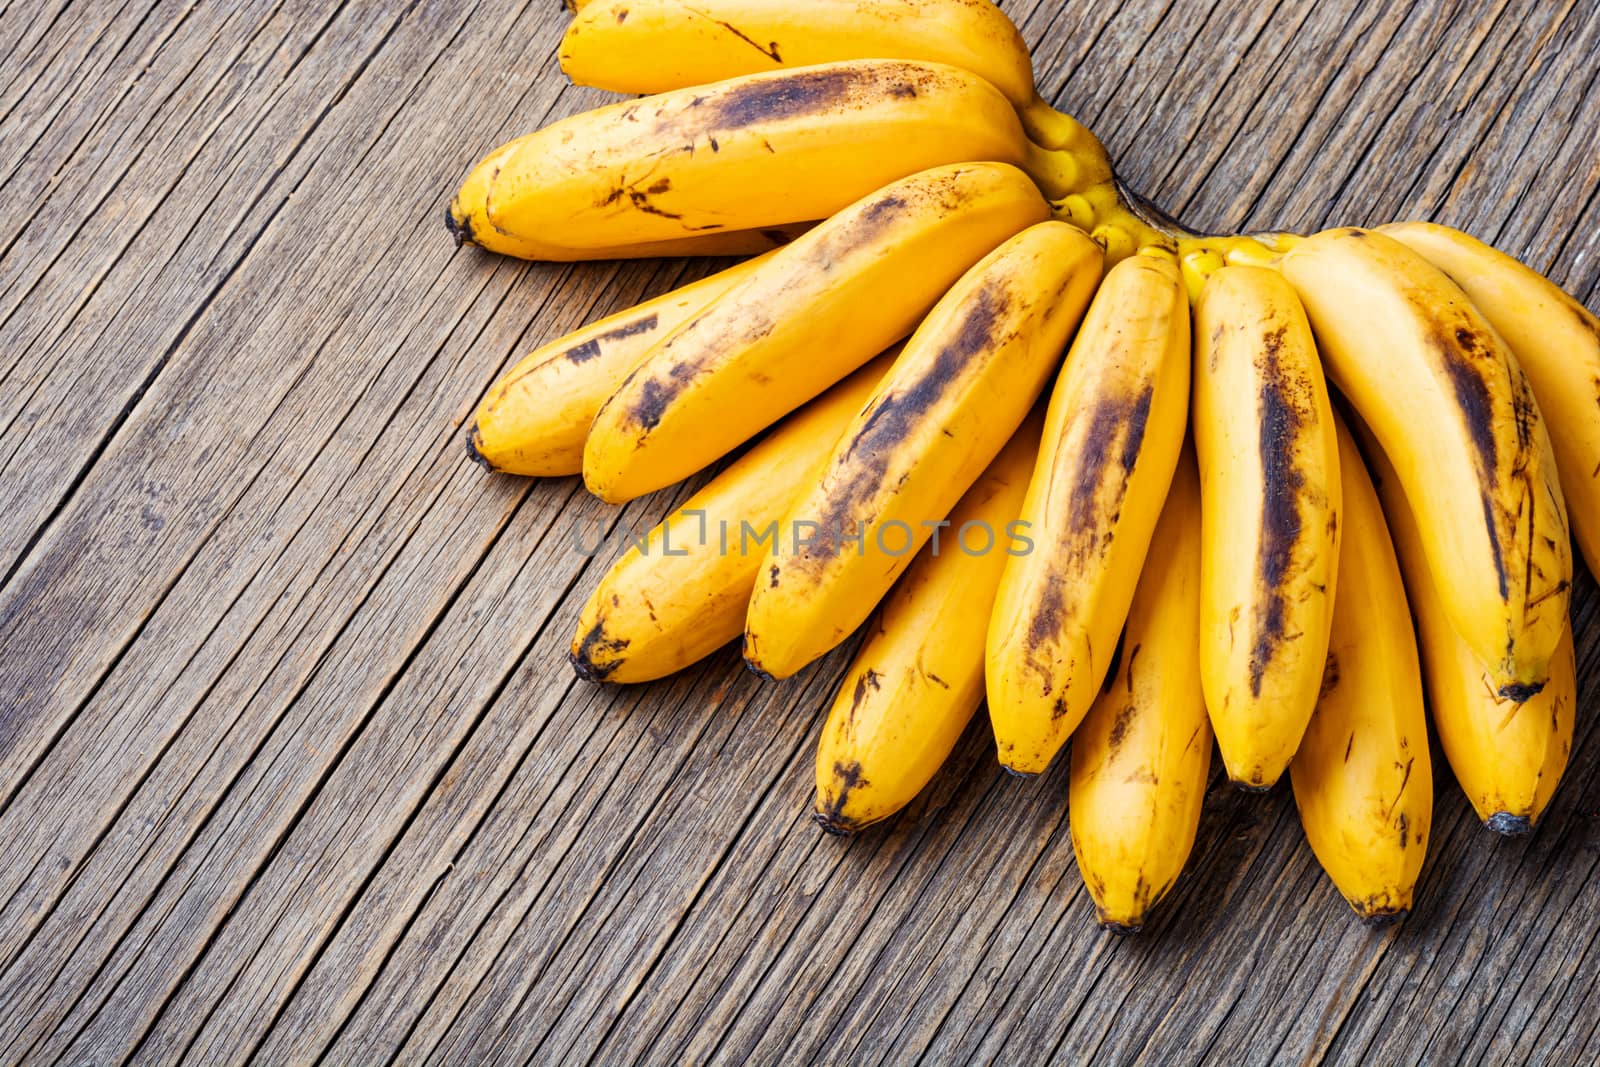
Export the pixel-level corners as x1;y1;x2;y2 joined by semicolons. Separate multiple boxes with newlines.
0;0;1598;1063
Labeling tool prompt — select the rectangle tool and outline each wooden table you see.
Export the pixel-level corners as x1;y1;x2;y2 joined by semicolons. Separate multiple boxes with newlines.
2;1;1598;1062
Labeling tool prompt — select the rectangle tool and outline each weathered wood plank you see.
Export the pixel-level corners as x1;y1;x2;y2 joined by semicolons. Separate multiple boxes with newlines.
0;5;739;1062
0;0;356;577
0;1;1598;1064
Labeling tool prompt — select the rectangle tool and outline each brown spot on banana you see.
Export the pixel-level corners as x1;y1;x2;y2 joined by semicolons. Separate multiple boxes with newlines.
1106;700;1135;756
1251;327;1310;697
707;19;781;63
1020;383;1153;699
795;284;1015;572
814;760;868;835
570;620;630;682
847;668;882;722
1318;652;1344;700
1428;314;1512;600
693;63;918;131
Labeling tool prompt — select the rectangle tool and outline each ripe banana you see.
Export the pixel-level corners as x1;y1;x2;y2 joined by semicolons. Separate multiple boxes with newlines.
1380;221;1600;579
1069;445;1210;933
583;162;1051;503
570;353;892;683
558;0;1103;152
813;413;1040;834
1281;228;1570;697
985;252;1190;776
447;148;808;261
1359;416;1574;833
1291;418;1431;924
743;220;1102;679
1192;265;1341;790
447;59;1084;261
468;251;777;476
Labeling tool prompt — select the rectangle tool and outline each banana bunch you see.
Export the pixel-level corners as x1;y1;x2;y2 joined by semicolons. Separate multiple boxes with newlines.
446;0;1598;933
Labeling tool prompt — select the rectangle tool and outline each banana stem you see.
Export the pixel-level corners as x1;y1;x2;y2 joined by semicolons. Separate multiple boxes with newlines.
1032;114;1304;284
1177;231;1305;300
1018;96;1105;155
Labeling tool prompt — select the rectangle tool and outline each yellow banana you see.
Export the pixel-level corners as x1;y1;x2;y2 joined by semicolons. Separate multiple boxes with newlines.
743;220;1102;679
1281;228;1570;697
1068;445;1210;933
1380;221;1600;579
570;353;892;683
558;0;1102;152
448;60;1085;260
1192;265;1341;790
813;412;1040;834
1176;231;1303;302
1359;416;1574;834
584;162;1051;503
985;252;1190;776
468;251;777;476
1291;418;1431;924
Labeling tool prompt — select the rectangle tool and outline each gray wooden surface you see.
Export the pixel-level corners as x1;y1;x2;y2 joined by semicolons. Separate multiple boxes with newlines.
1;0;1598;1063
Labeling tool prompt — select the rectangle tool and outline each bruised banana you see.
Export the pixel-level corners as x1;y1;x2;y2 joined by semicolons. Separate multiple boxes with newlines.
1381;221;1600;579
1281;228;1570;697
448;60;1087;260
1069;445;1210;933
986;252;1190;776
584;162;1050;503
744;221;1102;679
813;413;1040;834
1193;265;1341;790
1360;417;1574;834
559;0;1104;153
1292;418;1431;925
468;251;776;476
570;354;892;683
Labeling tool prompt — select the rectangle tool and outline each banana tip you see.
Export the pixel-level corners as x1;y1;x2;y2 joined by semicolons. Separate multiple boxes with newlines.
445;203;473;248
568;649;611;684
811;810;858;837
1497;680;1545;703
743;658;778;683
1486;812;1535;836
1358;907;1409;928
464;426;493;472
1099;919;1144;936
1230;779;1276;795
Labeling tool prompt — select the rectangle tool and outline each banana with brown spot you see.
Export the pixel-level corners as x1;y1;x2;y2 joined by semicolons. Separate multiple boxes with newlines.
571;353;893;684
744;220;1102;679
813;412;1041;835
985;251;1191;776
1069;444;1210;932
1193;265;1341;790
584;162;1051;503
448;59;1083;261
1292;417;1431;925
558;0;1107;153
1381;221;1600;579
1281;228;1569;697
468;251;778;476
447;133;807;259
1359;413;1574;834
